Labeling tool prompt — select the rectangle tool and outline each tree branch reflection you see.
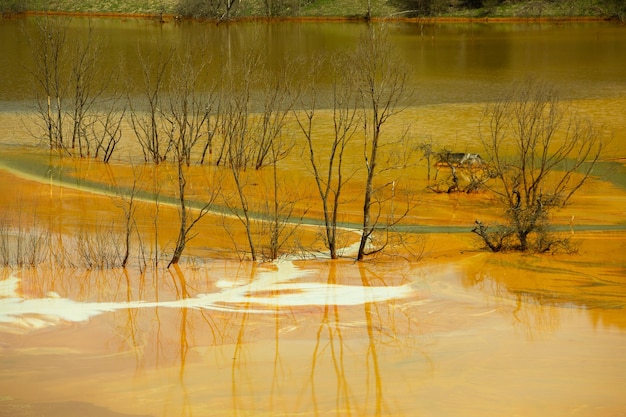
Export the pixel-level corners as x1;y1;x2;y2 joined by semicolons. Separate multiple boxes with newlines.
464;256;563;339
1;258;428;416
309;261;351;416
359;263;383;417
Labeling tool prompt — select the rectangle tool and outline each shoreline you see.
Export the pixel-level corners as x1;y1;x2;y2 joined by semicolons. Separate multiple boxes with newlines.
3;10;617;24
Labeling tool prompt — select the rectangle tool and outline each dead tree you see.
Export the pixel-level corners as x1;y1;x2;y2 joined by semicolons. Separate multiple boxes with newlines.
352;27;413;260
128;47;173;164
164;52;220;266
28;15;69;152
294;55;359;259
475;77;603;252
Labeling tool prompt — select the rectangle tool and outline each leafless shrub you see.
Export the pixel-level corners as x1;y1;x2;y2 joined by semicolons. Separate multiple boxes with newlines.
0;218;10;266
427;149;491;194
75;222;123;269
471;220;515;252
0;208;49;268
475;77;604;252
27;16;119;159
128;47;173;164
352;27;414;260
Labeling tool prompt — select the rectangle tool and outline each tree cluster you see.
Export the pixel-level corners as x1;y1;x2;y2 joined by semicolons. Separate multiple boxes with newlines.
472;77;603;252
174;0;306;20
27;17;124;162
26;17;604;267
27;18;417;265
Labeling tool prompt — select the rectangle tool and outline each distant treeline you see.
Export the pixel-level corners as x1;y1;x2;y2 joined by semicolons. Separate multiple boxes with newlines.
388;0;625;19
1;0;625;21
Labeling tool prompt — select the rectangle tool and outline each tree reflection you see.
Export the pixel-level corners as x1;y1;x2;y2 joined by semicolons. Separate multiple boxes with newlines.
231;275;250;417
358;263;383;416
310;262;351;415
1;258;428;416
301;261;425;416
463;257;560;339
121;268;142;364
461;253;626;338
168;265;192;416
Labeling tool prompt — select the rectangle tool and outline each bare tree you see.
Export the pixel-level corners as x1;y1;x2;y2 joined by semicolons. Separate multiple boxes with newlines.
90;95;126;163
164;52;221;266
27;16;124;162
223;137;257;260
107;164;143;268
352;27;413;260
67;21;108;157
218;49;264;260
168;154;220;267
28;15;69;152
473;77;604;252
218;55;258;259
416;136;435;181
128;47;173;164
259;139;308;260
161;50;211;167
294;55;359;259
218;49;301;260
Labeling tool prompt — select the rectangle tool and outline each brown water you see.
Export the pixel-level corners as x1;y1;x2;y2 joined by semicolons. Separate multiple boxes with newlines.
1;18;626;417
1;18;626;107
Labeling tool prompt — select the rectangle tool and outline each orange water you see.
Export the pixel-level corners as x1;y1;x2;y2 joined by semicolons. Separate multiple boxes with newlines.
1;19;625;417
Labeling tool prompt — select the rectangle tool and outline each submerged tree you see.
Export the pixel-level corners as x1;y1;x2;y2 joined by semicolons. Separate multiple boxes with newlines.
28;15;69;152
218;48;299;261
353;27;413;261
28;16;120;159
473;77;604;252
168;150;220;267
128;47;173;164
294;55;359;259
165;51;221;267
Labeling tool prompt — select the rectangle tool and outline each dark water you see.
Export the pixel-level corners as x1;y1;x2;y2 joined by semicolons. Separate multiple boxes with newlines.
1;18;625;109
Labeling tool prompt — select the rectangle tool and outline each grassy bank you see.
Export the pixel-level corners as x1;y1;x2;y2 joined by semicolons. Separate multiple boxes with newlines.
1;0;624;20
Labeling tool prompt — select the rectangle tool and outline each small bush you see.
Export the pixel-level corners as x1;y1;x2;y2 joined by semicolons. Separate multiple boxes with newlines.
0;0;27;15
76;223;123;269
174;0;238;19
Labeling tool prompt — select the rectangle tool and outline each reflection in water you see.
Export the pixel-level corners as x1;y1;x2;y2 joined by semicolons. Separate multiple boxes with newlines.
461;250;626;337
465;260;561;340
1;256;626;416
0;260;422;416
359;264;383;416
221;261;425;416
2;19;626;108
309;262;352;415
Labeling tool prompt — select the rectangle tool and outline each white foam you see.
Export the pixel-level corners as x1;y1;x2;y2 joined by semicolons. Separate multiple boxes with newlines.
0;261;416;332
